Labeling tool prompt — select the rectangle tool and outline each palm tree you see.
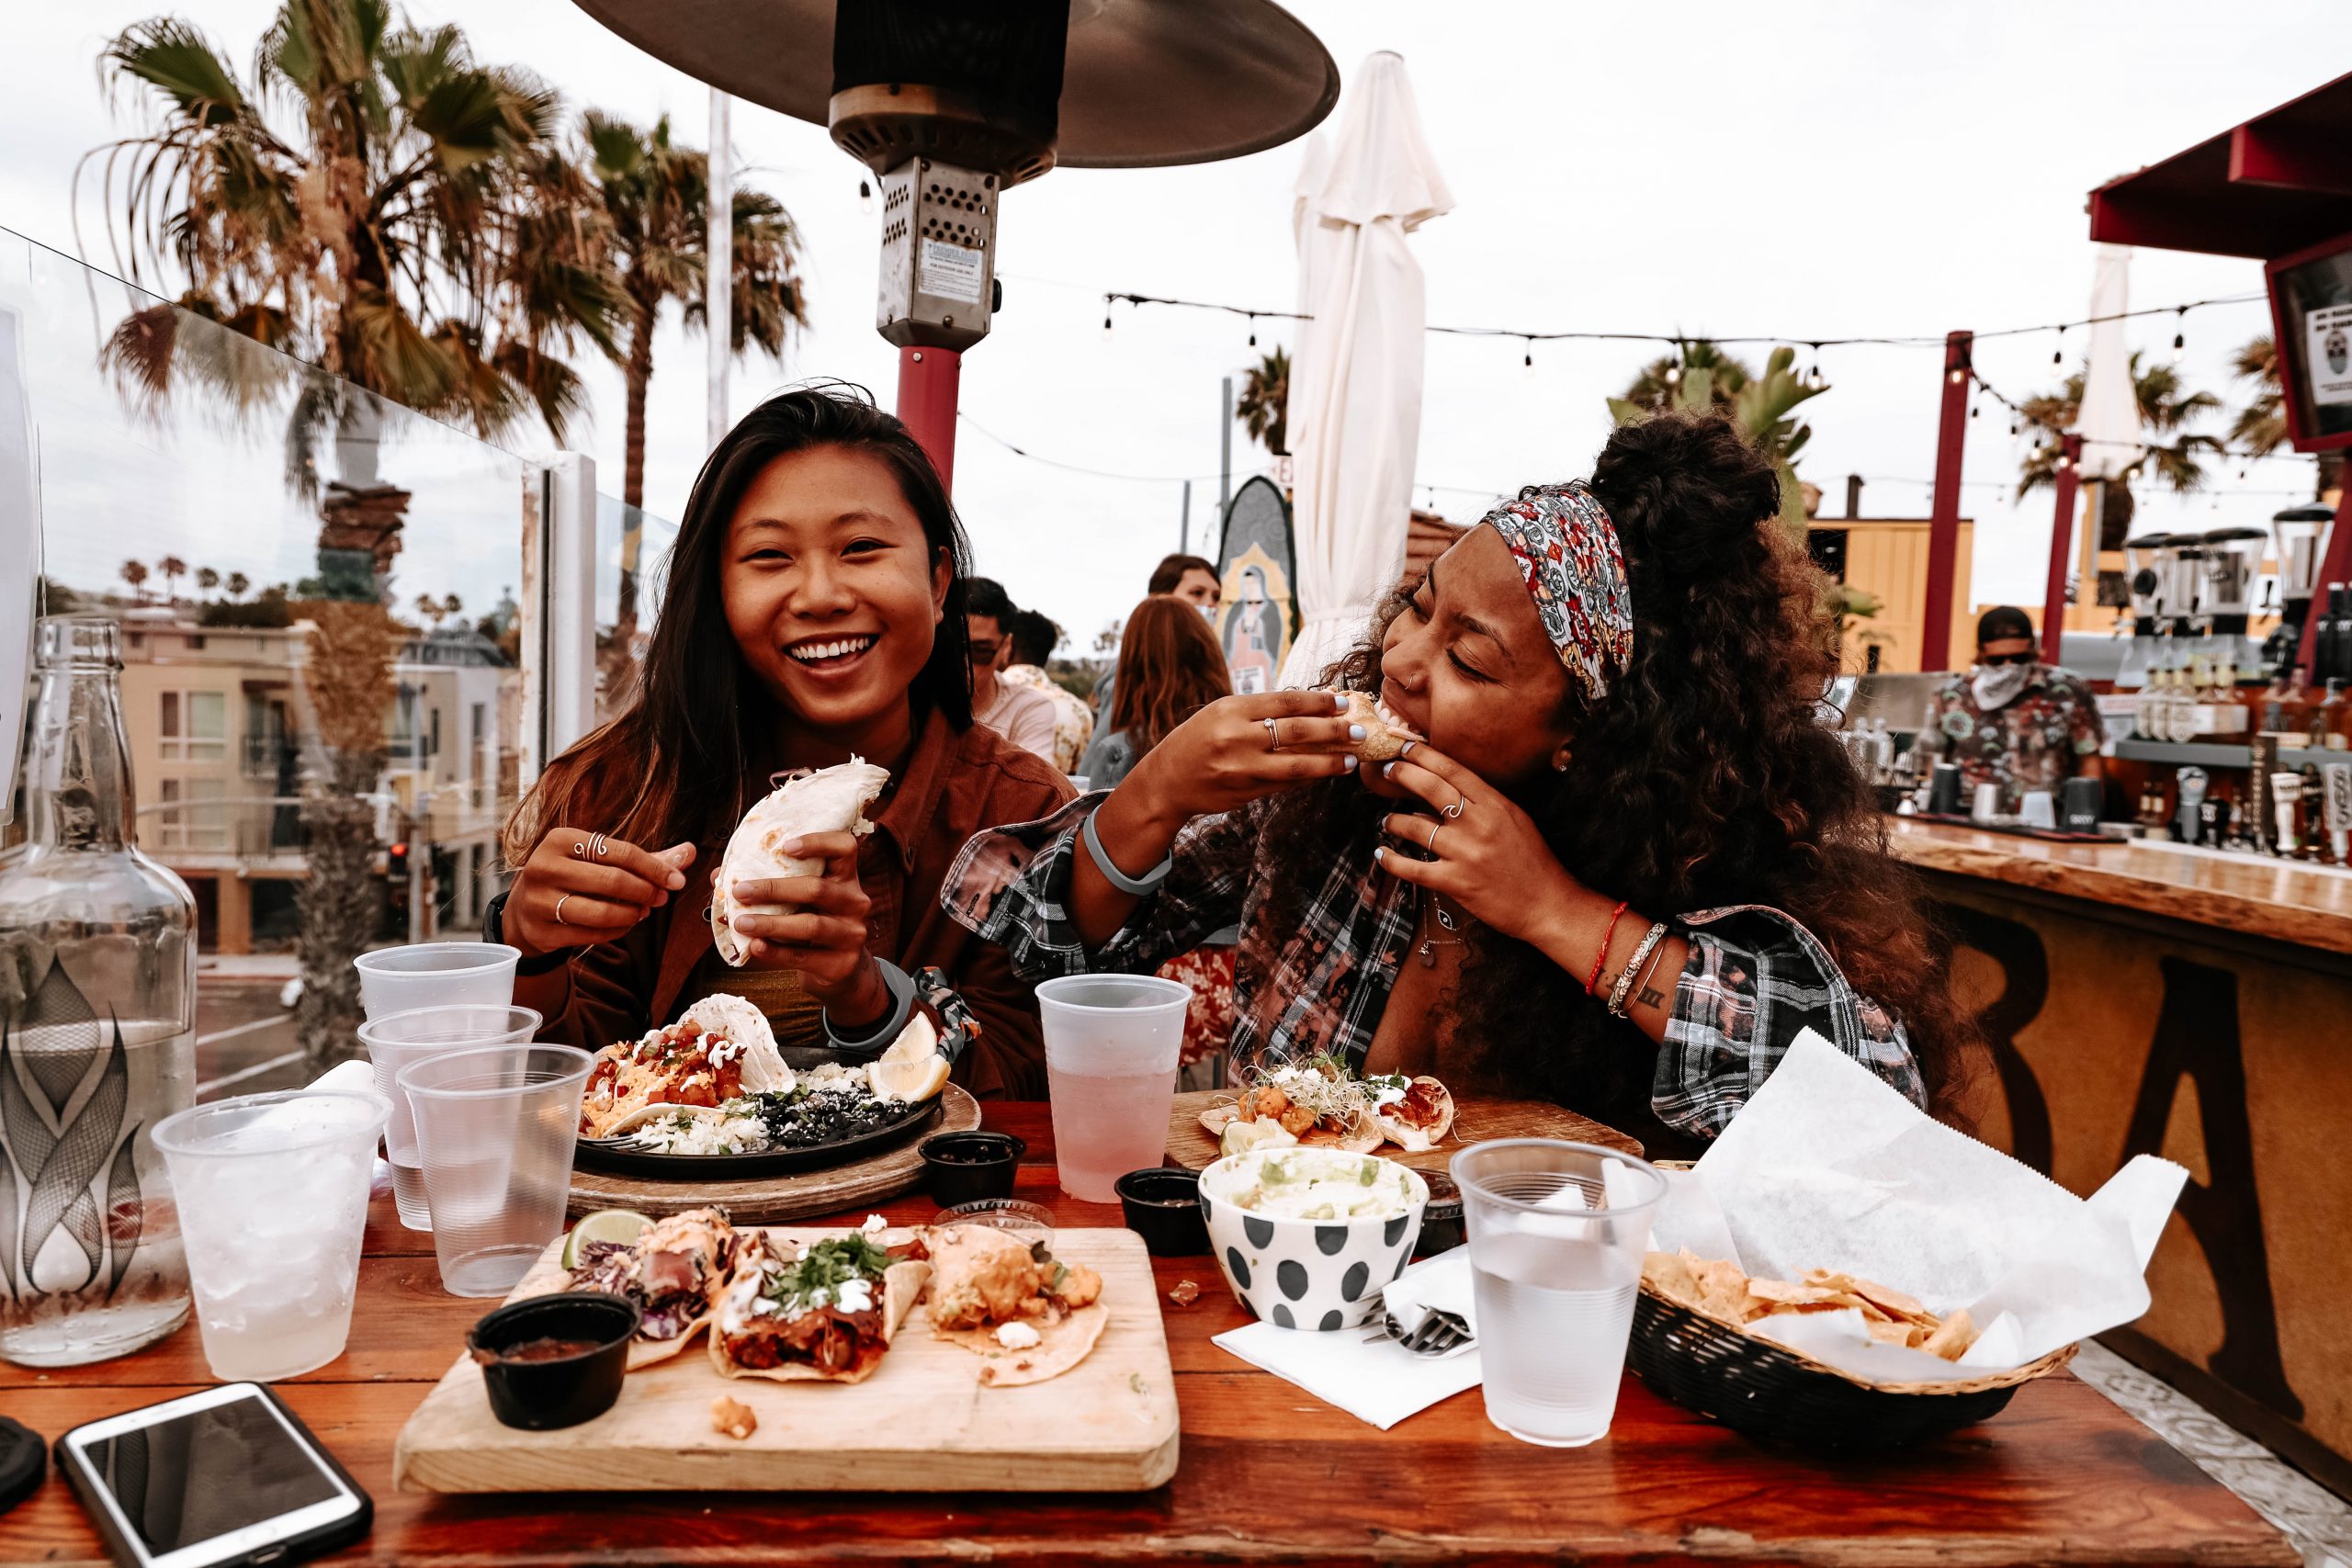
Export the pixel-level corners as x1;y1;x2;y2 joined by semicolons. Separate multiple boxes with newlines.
84;2;628;493
157;555;187;601
2228;334;2341;498
441;592;462;620
119;558;150;601
195;565;220;596
1615;339;1752;420
224;570;250;600
2016;353;2225;500
582;110;806;626
1236;346;1289;456
413;592;447;626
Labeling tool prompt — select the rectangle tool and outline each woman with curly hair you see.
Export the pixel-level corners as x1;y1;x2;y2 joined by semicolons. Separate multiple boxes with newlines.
944;412;1980;1154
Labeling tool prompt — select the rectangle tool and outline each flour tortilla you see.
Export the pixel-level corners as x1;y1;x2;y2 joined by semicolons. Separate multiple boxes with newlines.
934;1303;1109;1387
681;992;790;1093
708;1233;930;1385
1340;691;1419;764
562;1207;735;1369
1199;1103;1384;1155
710;761;890;966
1372;1076;1457;1152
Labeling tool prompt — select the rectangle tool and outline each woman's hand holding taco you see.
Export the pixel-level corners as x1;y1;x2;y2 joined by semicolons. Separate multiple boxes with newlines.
723;830;893;1029
1119;690;1363;826
506;829;694;956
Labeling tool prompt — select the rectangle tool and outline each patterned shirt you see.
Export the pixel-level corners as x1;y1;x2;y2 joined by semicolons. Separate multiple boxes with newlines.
941;795;1925;1142
1917;665;2104;814
1002;664;1095;775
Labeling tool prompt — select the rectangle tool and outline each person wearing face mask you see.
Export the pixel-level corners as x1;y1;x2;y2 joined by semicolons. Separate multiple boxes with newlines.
944;412;1983;1156
1915;605;2105;817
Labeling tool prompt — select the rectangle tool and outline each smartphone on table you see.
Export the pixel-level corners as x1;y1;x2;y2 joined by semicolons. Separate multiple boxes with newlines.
55;1383;371;1568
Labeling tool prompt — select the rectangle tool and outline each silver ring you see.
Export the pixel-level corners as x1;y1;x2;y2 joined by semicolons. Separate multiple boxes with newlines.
570;840;588;858
592;834;610;859
1263;717;1283;752
555;894;571;925
1425;819;1442;855
1442;795;1467;820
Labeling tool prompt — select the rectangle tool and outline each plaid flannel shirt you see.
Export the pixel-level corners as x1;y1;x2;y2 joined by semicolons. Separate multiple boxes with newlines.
941;795;1925;1141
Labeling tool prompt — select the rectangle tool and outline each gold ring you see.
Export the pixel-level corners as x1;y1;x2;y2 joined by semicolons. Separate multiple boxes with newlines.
1263;717;1283;752
555;894;572;925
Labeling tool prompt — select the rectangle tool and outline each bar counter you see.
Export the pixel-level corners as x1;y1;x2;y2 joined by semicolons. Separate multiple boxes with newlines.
1883;817;2352;1495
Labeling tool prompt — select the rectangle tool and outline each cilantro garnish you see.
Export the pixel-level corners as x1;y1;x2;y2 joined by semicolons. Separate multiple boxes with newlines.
762;1235;891;1314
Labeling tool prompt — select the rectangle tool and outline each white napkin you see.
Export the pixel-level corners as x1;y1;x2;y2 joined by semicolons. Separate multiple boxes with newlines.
304;1059;396;1198
1212;1247;1483;1429
1380;1247;1477;1351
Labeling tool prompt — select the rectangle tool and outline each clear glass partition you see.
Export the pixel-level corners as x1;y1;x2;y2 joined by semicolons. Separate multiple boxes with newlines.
0;226;536;1098
594;491;681;724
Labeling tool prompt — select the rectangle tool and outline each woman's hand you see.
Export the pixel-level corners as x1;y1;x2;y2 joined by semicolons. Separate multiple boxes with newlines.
1371;743;1582;948
1121;690;1362;832
506;830;694;956
723;831;891;1029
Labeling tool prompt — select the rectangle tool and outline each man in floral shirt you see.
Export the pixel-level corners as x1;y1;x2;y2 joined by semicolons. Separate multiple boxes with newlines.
1915;606;2105;814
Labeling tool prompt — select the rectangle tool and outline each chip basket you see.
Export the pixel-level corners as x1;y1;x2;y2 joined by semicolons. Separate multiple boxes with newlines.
1628;1163;2076;1451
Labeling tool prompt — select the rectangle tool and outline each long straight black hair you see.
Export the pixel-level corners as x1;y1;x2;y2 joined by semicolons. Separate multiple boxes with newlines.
504;384;974;863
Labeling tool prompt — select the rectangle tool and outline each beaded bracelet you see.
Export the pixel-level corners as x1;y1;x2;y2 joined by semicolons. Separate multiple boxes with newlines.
1607;920;1670;1018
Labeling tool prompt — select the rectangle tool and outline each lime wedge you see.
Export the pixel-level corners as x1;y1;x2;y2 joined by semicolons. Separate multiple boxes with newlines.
562;1208;650;1269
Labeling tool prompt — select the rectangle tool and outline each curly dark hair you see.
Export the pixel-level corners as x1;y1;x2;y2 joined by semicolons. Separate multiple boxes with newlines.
1258;411;1983;1152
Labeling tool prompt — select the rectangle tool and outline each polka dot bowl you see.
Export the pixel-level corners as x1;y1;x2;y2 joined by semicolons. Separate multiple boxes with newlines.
1198;1148;1430;1331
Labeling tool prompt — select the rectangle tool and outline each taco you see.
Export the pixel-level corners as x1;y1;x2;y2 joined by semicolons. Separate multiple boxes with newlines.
923;1223;1107;1387
579;995;788;1137
1337;690;1421;764
710;760;890;967
567;1207;738;1369
1369;1074;1456;1152
1201;1063;1384;1155
709;1231;930;1384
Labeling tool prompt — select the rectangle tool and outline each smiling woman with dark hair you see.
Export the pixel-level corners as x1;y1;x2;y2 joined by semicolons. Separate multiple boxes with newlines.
492;386;1072;1098
946;412;1983;1153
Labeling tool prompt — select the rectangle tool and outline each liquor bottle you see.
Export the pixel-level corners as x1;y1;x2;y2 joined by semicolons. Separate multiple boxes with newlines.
2262;670;2291;735
0;617;196;1366
2321;678;2350;752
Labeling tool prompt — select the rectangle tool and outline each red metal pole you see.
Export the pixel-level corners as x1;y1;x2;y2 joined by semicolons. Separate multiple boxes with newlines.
2296;484;2352;674
896;344;962;492
1918;330;1973;673
2041;433;2083;668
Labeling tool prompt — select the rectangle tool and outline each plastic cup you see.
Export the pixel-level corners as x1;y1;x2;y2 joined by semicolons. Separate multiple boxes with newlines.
2019;790;2058;831
152;1089;390;1382
354;942;521;1020
400;1043;594;1297
357;1005;542;1232
1452;1139;1668;1449
1035;975;1191;1202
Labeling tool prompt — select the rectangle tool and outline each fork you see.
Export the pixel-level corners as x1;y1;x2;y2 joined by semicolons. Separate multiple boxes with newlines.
1362;1306;1472;1357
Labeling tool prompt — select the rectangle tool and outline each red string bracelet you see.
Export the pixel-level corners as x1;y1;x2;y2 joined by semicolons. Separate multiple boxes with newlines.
1586;900;1630;998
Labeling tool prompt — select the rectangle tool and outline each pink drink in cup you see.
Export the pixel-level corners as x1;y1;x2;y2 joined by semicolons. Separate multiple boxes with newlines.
1035;976;1192;1202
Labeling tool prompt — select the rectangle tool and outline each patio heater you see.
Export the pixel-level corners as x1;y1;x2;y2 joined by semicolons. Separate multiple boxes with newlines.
569;0;1340;489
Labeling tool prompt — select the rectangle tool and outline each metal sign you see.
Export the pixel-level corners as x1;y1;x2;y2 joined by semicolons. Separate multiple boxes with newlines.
1214;475;1297;695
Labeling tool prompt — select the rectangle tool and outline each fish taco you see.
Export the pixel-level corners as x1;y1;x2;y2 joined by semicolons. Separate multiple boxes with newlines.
923;1223;1107;1387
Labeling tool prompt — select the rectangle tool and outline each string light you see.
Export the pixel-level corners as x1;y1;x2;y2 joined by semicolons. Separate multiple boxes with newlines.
2053;323;2064;368
1522;336;1533;374
858;179;873;215
1804;344;1825;390
1246;311;1257;348
2172;305;2187;365
1102;310;1114;340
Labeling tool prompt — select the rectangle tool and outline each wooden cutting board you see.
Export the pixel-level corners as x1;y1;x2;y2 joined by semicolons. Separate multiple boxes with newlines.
393;1224;1177;1494
1165;1089;1641;1175
568;1086;981;1224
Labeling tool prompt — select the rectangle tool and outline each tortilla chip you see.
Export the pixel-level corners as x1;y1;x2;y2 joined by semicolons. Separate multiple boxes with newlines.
1807;1269;1928;1322
1642;1250;1702;1307
1920;1306;1977;1361
709;1234;930;1385
935;1302;1110;1387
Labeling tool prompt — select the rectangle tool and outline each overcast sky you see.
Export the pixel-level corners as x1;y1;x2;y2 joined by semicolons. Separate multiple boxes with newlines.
3;1;2339;647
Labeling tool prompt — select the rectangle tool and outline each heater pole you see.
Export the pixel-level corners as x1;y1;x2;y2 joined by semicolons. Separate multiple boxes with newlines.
898;346;962;491
2041;434;2083;668
1919;330;1973;673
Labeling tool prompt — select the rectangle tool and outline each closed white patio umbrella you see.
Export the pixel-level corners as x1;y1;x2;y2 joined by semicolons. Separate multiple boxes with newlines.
1276;52;1452;688
2074;243;2140;484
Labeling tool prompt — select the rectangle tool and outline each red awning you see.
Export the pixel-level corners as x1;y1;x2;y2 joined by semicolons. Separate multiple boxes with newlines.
2088;71;2352;259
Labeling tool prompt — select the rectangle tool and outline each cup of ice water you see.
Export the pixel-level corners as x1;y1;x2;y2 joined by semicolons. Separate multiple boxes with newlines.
357;1005;542;1232
400;1043;594;1297
151;1089;390;1382
354;942;521;1020
1452;1139;1668;1448
1035;975;1192;1202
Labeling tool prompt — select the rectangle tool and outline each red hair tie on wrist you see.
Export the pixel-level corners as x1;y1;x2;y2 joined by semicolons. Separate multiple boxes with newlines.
1586;900;1630;998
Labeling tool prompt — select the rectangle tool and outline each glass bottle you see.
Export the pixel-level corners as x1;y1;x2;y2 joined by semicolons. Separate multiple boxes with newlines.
0;617;196;1365
2319;678;2348;752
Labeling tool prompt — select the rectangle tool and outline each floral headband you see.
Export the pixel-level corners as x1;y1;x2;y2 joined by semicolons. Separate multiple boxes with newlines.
1477;480;1635;701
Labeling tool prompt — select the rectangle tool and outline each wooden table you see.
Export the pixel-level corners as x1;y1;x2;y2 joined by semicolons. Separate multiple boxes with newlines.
0;1106;2294;1566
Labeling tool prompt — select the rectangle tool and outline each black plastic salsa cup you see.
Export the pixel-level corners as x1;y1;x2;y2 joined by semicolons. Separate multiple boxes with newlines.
1114;1168;1209;1257
920;1130;1026;1206
466;1292;639;1431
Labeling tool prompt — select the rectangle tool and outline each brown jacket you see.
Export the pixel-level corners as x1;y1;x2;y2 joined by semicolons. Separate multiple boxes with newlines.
519;710;1076;1099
